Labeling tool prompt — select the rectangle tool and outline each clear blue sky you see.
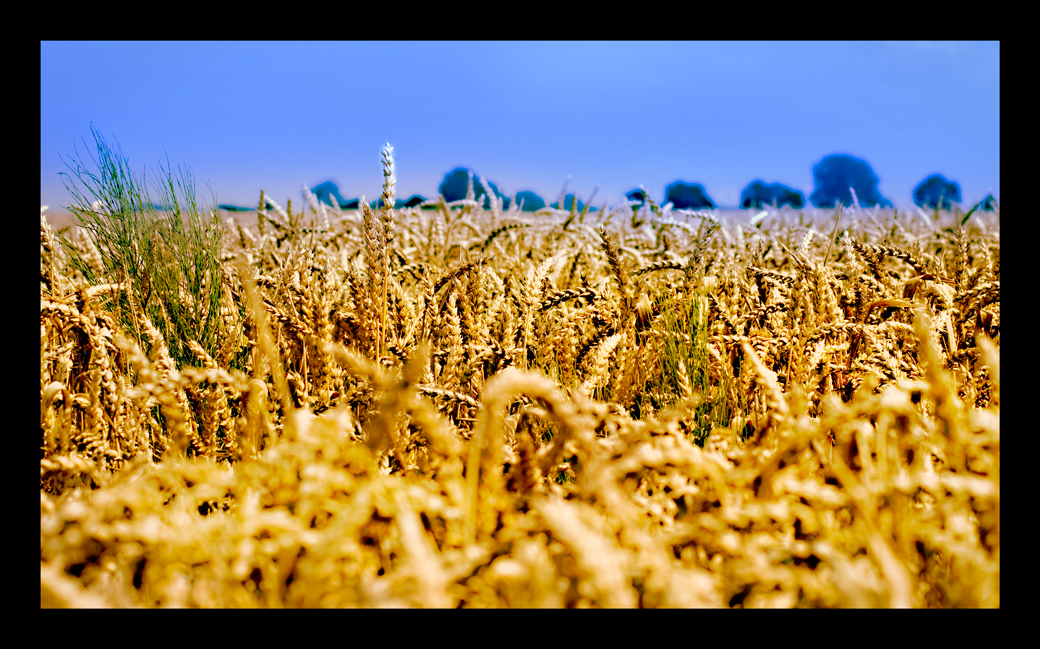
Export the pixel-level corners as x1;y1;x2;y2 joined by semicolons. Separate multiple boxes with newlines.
41;41;999;212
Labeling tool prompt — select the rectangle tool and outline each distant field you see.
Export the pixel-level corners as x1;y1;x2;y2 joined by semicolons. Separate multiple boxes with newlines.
43;208;269;233
39;210;76;232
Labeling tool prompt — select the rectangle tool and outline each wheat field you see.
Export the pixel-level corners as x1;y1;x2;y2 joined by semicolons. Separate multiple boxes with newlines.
40;143;999;608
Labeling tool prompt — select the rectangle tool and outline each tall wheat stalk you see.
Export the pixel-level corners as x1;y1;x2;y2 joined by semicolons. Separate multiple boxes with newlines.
380;143;397;361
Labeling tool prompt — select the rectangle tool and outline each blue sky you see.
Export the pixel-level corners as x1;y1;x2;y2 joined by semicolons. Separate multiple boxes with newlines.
41;41;999;213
